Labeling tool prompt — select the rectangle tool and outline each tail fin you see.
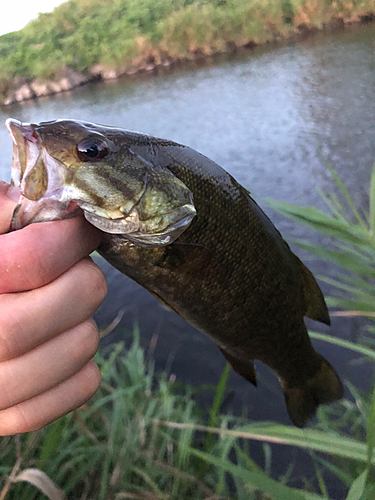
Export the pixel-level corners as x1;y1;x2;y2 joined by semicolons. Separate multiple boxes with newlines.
282;355;343;427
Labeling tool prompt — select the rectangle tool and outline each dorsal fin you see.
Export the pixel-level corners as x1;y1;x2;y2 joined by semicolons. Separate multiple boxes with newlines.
294;255;330;326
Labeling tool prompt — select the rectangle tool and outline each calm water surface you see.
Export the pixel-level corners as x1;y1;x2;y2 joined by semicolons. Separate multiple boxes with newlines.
1;24;374;494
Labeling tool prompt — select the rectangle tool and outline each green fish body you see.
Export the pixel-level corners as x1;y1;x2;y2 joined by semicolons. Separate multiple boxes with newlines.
6;118;343;427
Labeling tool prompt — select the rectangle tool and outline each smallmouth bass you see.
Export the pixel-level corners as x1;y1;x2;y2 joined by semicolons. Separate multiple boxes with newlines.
6;118;343;427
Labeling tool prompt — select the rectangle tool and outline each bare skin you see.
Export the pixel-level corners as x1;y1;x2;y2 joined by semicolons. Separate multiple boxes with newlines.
0;181;107;435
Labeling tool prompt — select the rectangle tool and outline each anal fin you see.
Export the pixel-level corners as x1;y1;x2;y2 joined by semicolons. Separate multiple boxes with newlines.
219;347;257;387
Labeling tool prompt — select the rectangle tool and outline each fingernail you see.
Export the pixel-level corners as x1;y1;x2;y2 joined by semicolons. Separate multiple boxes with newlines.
7;186;21;202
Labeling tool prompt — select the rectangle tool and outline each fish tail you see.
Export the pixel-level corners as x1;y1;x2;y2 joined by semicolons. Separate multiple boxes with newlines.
282;354;343;428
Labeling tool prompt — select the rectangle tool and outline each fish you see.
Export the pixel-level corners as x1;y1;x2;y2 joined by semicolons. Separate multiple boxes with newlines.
6;118;343;427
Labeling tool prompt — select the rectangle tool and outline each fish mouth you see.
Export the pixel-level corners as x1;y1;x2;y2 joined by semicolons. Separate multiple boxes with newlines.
6;119;41;193
6;118;80;230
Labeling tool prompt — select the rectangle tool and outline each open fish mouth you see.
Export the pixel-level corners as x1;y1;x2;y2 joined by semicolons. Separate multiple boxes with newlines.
6;118;40;191
6;118;196;247
7;118;81;230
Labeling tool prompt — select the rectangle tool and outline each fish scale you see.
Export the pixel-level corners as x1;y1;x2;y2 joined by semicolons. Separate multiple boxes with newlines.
6;118;343;427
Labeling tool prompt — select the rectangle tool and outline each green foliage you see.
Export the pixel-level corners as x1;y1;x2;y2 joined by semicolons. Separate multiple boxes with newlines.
0;335;207;499
0;332;288;499
2;330;375;499
0;0;374;94
282;0;295;24
0;329;326;500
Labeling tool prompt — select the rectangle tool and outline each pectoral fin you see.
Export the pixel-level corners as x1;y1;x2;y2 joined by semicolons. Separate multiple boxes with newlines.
219;347;257;387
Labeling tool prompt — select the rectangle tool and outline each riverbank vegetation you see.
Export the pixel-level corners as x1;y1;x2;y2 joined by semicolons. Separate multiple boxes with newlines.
0;0;374;104
1;167;375;499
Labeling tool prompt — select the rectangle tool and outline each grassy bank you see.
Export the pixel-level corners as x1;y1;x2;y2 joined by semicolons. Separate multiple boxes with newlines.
0;333;323;500
0;0;374;103
1;329;375;499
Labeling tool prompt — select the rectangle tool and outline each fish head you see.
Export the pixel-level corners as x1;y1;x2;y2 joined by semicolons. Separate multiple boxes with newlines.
6;118;196;247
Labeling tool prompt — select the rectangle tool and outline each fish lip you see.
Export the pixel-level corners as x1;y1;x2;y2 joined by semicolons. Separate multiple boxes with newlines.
6;118;39;145
6;118;42;191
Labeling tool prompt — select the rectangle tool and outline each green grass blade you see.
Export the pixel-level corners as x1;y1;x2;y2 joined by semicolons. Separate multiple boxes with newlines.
326;298;375;312
189;447;324;500
325;163;367;230
308;332;375;361
159;421;371;464
205;362;231;452
313;455;354;487
366;384;375;465
99;341;124;377
311;456;329;498
132;466;169;499
233;442;263;473
266;200;369;246
236;425;369;463
37;419;68;465
369;165;375;233
317;278;375;310
316;187;347;221
345;469;368;500
333;240;375;262
295;242;375;277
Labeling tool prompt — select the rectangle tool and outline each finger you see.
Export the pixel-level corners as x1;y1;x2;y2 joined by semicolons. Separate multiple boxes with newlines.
0;259;107;361
0;182;17;234
0;214;103;294
0;319;100;411
0;360;101;436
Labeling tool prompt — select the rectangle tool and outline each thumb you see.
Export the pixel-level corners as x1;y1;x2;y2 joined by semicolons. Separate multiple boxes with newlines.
0;181;18;234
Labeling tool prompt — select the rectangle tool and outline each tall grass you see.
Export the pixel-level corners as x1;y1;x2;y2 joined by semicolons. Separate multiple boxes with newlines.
2;165;375;499
2;331;374;499
0;332;315;500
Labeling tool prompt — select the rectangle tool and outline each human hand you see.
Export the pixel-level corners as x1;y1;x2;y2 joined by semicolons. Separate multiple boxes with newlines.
0;181;107;435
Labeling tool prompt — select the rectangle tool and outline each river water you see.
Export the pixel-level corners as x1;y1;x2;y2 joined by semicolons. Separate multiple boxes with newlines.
0;24;374;494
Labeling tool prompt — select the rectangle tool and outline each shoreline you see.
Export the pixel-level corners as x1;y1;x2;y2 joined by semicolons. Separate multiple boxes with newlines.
2;11;374;107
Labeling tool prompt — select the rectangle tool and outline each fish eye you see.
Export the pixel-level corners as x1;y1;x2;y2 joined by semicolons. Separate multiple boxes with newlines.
77;137;109;162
